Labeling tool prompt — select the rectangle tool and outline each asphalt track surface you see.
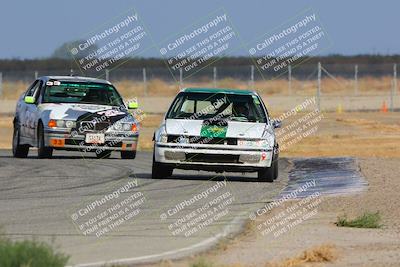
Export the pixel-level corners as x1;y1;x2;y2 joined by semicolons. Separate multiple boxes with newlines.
0;150;366;266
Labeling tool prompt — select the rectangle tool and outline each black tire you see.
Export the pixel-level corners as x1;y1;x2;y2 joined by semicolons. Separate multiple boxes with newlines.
257;165;274;182
273;159;279;180
12;123;29;158
151;152;173;178
121;151;136;159
95;150;111;159
37;123;53;158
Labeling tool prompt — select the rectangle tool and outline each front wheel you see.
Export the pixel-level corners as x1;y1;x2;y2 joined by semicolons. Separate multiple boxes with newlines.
37;123;53;158
12;124;29;158
152;151;173;178
258;165;274;182
121;151;136;159
273;159;279;180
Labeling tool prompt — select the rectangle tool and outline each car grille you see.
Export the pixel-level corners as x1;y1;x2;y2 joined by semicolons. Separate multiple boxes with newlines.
65;139;122;147
185;153;240;163
79;121;111;132
167;135;237;145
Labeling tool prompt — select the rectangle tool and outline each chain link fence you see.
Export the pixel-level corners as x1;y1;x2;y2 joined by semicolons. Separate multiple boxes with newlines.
0;63;398;112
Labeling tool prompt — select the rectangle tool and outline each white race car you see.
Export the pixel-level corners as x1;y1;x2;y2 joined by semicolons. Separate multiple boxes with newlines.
12;76;140;159
152;88;281;182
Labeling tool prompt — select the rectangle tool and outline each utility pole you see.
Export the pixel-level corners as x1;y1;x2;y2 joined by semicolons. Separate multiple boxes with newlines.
143;68;147;96
250;65;254;89
179;68;183;88
213;66;217;87
354;64;358;95
0;72;2;98
105;69;109;81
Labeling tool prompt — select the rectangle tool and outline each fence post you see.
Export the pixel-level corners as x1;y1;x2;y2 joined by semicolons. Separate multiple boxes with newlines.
250;65;254;89
0;72;2;98
390;63;396;112
213;66;217;87
317;62;321;111
105;69;109;81
34;71;38;79
354;64;358;95
179;68;183;88
288;65;292;95
143;68;147;96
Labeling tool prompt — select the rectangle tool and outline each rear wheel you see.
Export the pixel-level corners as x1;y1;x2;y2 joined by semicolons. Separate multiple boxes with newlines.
121;151;136;159
257;165;274;182
37;123;53;158
151;151;173;178
12;124;29;158
96;150;111;159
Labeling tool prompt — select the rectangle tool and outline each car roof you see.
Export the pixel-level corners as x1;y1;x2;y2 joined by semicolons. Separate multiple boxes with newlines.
39;76;111;85
182;87;257;95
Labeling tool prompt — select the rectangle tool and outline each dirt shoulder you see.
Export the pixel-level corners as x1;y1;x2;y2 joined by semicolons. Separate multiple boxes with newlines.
142;157;400;267
209;157;400;267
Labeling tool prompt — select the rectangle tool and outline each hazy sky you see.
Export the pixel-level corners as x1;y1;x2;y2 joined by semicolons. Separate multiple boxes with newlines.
0;0;398;59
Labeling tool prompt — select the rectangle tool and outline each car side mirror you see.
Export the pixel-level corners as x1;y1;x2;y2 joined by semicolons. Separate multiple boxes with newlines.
24;96;35;104
272;120;282;129
128;101;138;109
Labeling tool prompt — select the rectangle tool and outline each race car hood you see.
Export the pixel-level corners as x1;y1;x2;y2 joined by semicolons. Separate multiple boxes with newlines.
165;119;266;138
39;103;131;123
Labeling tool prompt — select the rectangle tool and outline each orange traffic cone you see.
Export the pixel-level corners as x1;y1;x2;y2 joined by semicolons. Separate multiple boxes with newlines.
381;101;388;113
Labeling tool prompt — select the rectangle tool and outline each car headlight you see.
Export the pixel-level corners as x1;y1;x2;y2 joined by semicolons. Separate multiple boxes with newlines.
113;123;122;131
56;120;65;128
65;120;76;128
122;123;131;131
177;136;189;144
53;120;76;128
158;134;168;143
112;121;137;132
238;138;272;149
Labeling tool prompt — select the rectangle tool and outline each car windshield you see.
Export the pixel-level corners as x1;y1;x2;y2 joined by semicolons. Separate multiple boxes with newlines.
166;92;267;123
42;82;124;106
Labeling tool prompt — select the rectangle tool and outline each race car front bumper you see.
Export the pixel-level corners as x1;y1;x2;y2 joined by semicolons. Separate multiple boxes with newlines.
44;129;138;152
155;142;274;172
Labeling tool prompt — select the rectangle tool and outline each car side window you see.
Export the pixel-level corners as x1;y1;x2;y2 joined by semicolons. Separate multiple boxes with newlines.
36;80;46;103
25;80;39;97
25;80;43;104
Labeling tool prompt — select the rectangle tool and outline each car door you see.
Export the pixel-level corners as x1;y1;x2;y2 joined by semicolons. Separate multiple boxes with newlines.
19;80;37;138
23;80;42;142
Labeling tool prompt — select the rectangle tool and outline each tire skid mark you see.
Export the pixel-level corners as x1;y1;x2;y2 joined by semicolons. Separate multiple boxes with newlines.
279;157;368;198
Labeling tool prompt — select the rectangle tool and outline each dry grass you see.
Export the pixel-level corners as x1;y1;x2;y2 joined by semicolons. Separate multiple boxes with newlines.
265;244;337;267
176;244;337;267
280;112;400;158
0;76;395;100
336;212;382;228
336;117;400;132
0;81;28;100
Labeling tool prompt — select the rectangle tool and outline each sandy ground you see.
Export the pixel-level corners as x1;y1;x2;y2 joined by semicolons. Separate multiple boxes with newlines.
137;157;400;267
210;157;400;267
